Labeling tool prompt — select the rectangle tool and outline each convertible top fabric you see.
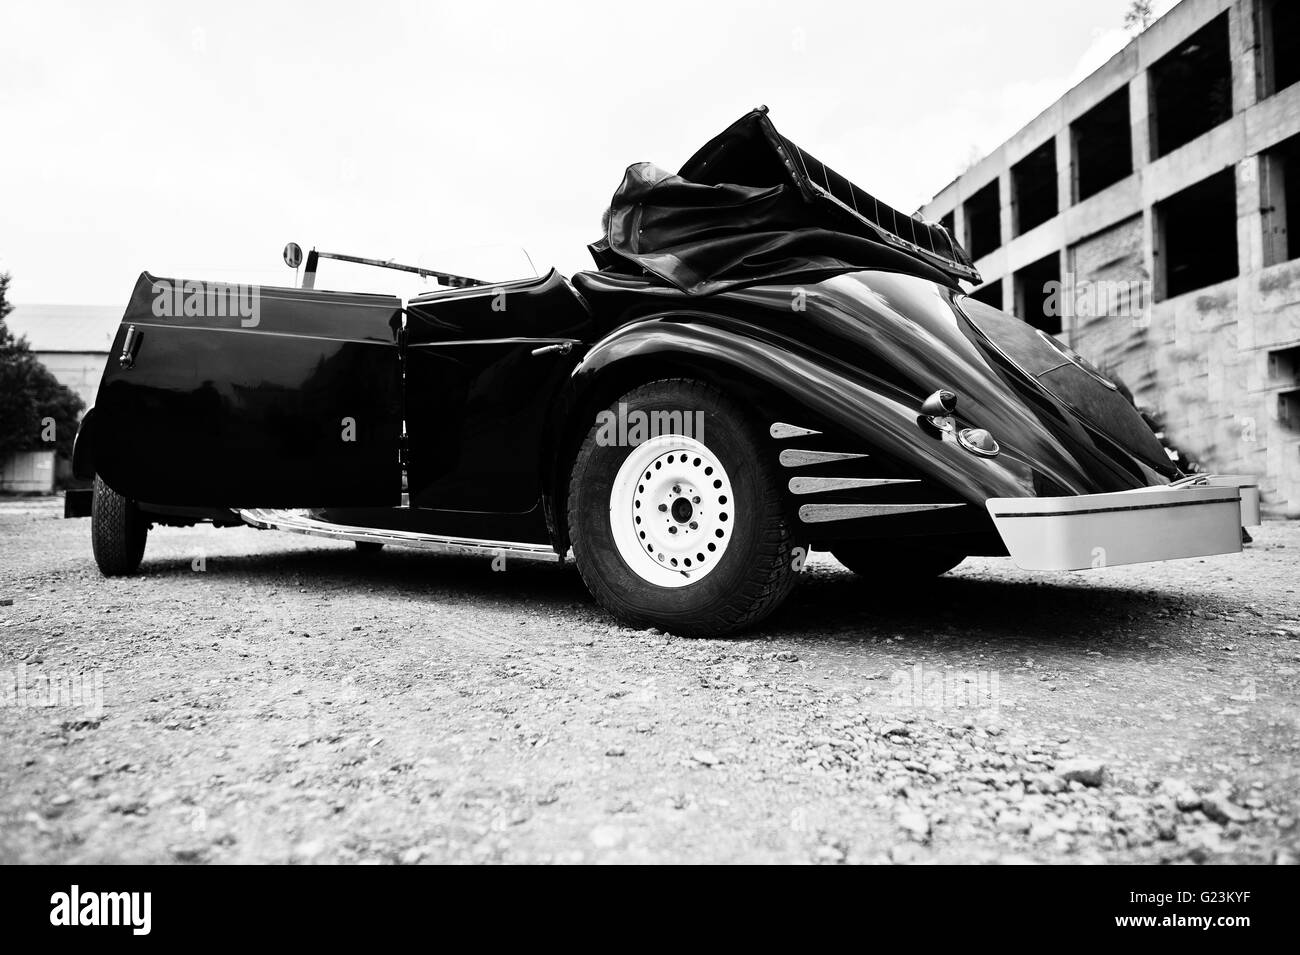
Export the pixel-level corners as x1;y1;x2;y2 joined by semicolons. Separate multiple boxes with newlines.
589;108;979;296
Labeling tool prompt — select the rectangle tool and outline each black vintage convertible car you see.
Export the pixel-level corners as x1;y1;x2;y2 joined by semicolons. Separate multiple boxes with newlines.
72;108;1258;635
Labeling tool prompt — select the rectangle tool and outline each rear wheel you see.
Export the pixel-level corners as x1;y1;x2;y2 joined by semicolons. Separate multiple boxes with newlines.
568;379;802;636
831;541;964;581
91;474;148;576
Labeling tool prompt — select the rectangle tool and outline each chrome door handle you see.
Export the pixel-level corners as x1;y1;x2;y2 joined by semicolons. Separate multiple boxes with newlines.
530;341;575;357
119;324;139;368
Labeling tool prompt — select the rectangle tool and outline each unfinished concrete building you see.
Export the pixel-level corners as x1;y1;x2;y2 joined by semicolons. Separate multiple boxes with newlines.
921;0;1300;516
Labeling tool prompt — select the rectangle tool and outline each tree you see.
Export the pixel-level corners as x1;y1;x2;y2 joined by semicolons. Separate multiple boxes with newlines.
1124;0;1154;34
0;272;86;463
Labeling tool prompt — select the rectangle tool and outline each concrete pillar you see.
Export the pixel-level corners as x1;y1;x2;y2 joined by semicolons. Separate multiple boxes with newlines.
1236;153;1265;279
1141;204;1160;310
1229;0;1258;115
1057;246;1073;344
1129;71;1152;173
1130;70;1158;305
998;169;1013;250
1055;127;1074;214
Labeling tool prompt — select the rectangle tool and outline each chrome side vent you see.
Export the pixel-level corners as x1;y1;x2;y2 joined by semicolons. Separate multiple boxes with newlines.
788;477;918;495
798;502;965;523
779;449;869;468
770;422;822;439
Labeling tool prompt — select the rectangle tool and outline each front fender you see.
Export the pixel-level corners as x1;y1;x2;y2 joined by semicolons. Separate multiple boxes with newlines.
567;312;1041;507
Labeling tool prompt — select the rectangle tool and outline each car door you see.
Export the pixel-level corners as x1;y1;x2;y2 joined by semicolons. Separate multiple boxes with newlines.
403;269;592;513
91;272;402;508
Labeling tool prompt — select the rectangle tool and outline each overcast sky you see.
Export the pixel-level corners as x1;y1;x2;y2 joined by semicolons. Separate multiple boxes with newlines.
1;0;1178;304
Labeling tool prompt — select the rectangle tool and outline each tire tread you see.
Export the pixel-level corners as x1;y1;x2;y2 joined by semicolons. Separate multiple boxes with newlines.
91;474;147;576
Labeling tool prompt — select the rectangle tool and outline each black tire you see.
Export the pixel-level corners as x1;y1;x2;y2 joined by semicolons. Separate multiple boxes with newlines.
91;474;148;576
831;541;964;581
568;379;802;637
354;541;384;553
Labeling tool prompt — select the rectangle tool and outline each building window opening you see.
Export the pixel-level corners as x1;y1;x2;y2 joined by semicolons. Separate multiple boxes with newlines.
1155;167;1238;300
1013;253;1062;335
963;180;1001;260
1011;140;1058;235
1262;132;1300;267
1260;0;1300;98
1270;345;1300;434
1071;87;1133;201
1149;12;1232;159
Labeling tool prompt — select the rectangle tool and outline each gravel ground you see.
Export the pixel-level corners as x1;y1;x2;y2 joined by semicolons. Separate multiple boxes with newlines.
1;496;1297;864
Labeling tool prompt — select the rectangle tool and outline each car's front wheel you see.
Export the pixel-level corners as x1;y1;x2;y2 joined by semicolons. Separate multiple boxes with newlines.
91;474;148;576
568;379;802;636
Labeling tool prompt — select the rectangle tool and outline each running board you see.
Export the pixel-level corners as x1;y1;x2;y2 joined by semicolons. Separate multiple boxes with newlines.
238;509;562;563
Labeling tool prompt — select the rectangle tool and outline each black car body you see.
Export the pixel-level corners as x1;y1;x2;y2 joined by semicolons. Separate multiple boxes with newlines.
73;108;1257;634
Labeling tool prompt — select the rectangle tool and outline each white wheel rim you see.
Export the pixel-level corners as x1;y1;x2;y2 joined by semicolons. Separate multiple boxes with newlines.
609;434;735;588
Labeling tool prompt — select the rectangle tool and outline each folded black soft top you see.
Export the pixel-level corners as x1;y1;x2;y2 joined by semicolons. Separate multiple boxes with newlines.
590;107;980;296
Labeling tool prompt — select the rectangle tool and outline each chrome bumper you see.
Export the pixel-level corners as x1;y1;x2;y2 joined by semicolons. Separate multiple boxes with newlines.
986;475;1258;572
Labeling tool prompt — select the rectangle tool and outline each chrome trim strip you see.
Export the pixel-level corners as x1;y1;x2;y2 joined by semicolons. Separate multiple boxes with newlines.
238;508;561;562
988;497;1238;519
769;423;822;439
408;337;580;348
788;477;919;495
104;320;393;347
779;449;869;467
798;502;964;523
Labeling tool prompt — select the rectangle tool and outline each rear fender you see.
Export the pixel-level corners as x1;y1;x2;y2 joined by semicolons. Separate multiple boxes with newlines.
72;407;96;480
